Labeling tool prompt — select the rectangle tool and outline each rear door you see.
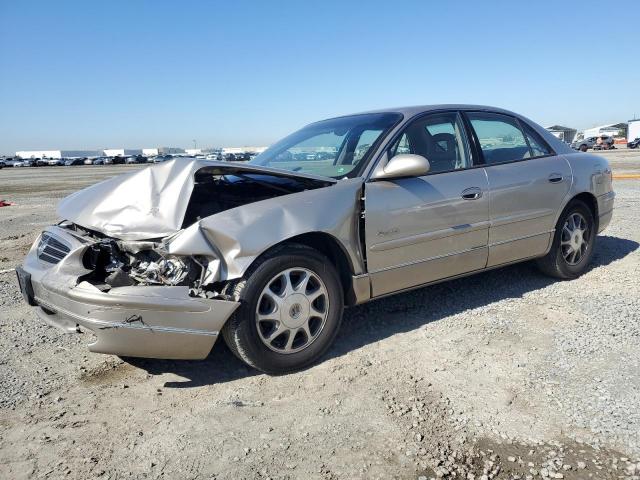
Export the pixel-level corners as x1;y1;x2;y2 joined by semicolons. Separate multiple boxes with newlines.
465;112;571;267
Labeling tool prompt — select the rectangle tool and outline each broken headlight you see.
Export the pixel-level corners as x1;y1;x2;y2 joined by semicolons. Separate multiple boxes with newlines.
129;255;193;286
83;240;215;290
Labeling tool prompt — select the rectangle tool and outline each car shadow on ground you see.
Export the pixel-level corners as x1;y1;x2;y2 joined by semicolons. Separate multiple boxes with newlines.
125;341;258;388
125;235;638;388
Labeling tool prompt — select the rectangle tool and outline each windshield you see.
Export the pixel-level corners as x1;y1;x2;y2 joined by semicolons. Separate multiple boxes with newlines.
250;112;401;178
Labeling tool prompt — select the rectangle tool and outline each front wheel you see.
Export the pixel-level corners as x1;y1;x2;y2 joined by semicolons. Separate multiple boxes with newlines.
579;144;588;152
536;200;596;279
222;245;344;374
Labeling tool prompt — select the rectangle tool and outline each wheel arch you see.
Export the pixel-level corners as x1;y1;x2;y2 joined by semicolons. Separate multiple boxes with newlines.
242;231;363;306
570;191;599;232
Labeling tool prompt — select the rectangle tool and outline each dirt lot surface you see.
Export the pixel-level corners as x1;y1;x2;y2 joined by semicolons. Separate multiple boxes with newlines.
1;152;639;480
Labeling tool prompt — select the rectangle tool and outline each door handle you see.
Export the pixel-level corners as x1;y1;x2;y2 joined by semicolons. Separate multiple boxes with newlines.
461;187;483;200
548;173;564;183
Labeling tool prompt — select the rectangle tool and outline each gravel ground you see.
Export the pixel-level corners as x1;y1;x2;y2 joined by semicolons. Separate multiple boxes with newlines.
0;155;639;480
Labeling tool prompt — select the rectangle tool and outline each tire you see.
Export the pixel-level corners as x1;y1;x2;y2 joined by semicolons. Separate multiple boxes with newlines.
579;144;588;152
536;200;596;279
222;244;344;374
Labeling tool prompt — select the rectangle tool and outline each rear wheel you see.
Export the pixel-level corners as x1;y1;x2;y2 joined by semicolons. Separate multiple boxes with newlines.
579;144;588;152
536;200;596;279
222;245;344;374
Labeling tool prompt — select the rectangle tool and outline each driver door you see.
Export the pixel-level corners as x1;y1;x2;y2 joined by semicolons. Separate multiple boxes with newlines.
364;111;490;297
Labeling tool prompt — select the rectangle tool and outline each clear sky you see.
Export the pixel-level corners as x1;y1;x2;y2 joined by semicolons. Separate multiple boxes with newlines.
1;0;638;155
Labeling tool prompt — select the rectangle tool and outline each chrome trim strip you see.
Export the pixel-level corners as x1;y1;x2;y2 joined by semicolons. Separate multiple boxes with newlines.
370;221;490;252
34;296;219;337
368;230;554;275
598;190;615;200
488;230;554;247
368;251;549;302
369;245;486;274
489;209;554;228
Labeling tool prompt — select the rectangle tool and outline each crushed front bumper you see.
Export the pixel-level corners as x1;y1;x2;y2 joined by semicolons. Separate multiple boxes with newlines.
18;226;240;360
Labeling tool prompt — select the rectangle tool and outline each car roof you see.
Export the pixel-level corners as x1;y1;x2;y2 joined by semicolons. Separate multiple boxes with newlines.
328;104;523;120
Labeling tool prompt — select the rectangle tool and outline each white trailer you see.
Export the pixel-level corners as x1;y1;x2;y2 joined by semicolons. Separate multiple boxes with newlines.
628;119;640;142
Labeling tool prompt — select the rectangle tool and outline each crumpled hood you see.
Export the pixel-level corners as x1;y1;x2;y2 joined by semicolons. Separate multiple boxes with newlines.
57;158;335;241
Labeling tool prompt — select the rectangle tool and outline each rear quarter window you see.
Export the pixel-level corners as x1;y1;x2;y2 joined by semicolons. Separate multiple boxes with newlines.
521;122;554;157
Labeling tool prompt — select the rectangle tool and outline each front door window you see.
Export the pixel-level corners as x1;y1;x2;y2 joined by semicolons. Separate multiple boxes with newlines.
389;112;471;174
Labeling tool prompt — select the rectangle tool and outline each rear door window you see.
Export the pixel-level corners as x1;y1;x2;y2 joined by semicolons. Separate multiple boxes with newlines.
467;112;530;164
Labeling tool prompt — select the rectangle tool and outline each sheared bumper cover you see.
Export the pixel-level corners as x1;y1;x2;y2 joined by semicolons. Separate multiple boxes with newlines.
19;226;240;360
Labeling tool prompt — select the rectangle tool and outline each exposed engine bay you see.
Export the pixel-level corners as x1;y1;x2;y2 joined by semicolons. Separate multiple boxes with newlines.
63;171;333;298
182;170;331;227
72;230;222;298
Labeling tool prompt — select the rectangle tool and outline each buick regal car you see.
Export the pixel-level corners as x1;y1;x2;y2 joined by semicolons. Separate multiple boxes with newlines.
16;105;615;374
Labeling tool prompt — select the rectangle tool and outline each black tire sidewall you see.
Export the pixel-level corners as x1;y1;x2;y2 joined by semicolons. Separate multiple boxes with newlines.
551;201;596;278
230;248;344;373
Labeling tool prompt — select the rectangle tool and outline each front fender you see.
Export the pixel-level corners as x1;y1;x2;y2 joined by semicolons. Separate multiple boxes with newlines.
166;178;366;280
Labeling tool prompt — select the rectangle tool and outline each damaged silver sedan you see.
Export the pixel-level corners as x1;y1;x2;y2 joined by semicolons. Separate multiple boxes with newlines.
17;105;615;373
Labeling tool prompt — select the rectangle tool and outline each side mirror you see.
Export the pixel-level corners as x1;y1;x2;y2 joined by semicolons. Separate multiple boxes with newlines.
372;154;430;180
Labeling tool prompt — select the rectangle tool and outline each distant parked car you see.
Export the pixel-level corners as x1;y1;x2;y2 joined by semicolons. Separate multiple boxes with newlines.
125;155;148;164
571;135;614;152
46;158;64;166
593;136;616;151
92;157;109;165
64;158;86;166
224;153;252;162
3;159;18;167
0;159;5;169
627;137;640;149
152;154;173;163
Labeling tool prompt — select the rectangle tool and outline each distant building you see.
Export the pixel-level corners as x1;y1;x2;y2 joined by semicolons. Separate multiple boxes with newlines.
103;148;143;157
627;119;640;141
222;146;268;155
546;125;577;144
142;147;185;156
16;149;101;159
580;123;627;139
185;148;217;155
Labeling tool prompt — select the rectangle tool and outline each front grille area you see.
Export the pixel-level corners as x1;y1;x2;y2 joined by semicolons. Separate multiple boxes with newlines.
37;232;71;264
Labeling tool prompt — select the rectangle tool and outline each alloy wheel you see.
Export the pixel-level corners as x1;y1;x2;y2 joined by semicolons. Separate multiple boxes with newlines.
255;268;329;354
561;212;590;265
